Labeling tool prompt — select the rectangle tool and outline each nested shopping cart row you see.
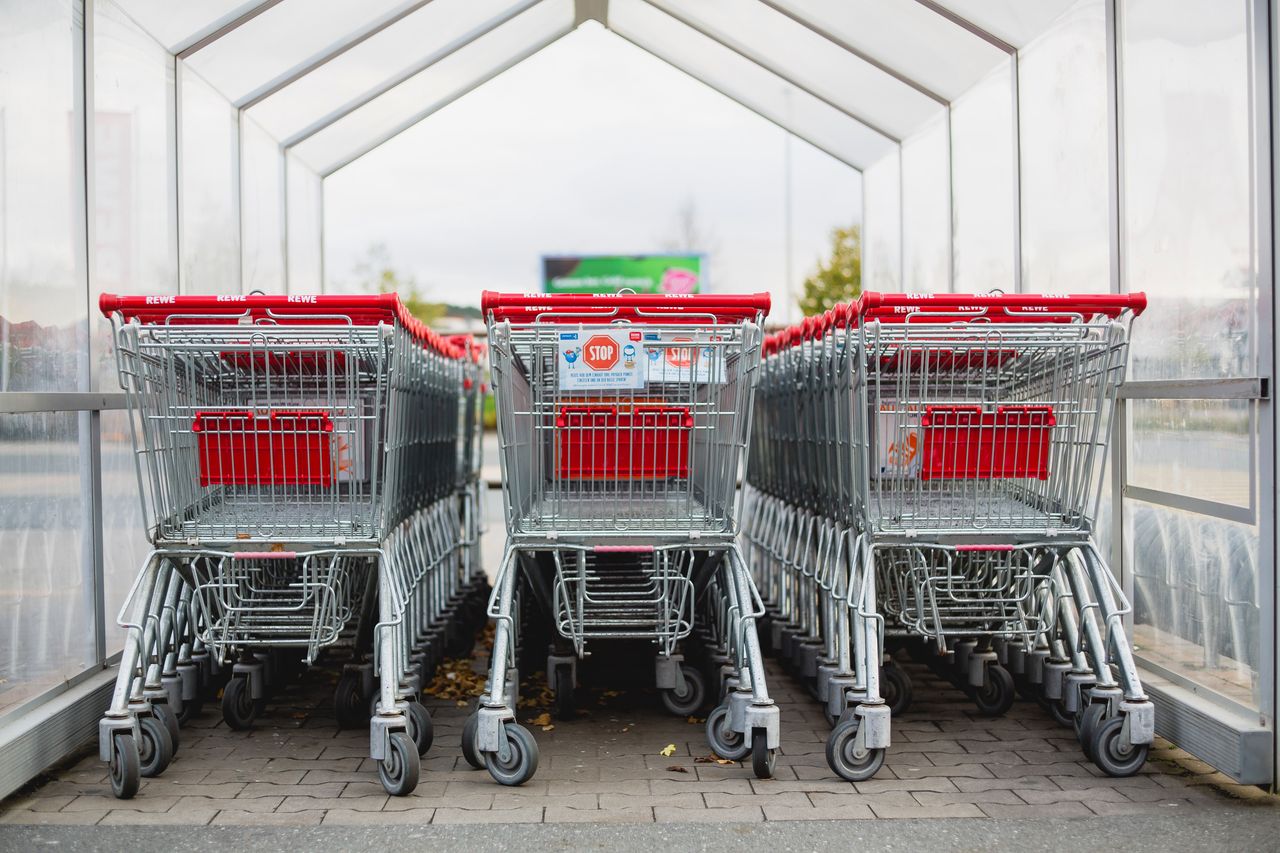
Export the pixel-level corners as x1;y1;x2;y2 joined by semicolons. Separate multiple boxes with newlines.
745;292;1156;781
469;290;780;785
97;293;488;799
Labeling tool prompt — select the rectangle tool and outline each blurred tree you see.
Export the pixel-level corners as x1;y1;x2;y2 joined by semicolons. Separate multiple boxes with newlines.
660;196;719;257
799;224;861;317
351;243;445;324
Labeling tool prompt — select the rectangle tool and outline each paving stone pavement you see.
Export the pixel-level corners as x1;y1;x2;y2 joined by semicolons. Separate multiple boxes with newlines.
2;655;1276;827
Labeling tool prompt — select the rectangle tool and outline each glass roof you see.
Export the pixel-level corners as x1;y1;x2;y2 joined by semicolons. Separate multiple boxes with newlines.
113;0;264;53
247;0;534;145
931;0;1080;49
764;0;1010;101
644;0;943;140
609;0;894;169
290;0;575;175
109;0;1082;174
183;0;411;106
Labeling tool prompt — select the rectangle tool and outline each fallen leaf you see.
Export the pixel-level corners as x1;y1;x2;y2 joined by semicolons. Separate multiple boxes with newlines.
456;700;467;707
530;712;552;727
665;765;688;773
686;716;705;725
694;754;736;765
541;724;555;732
659;743;676;757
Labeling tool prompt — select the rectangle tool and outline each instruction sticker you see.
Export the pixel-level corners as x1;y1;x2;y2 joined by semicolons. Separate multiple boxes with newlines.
644;333;725;385
558;330;644;390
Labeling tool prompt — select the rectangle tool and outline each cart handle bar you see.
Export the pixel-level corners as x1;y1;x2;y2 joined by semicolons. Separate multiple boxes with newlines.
764;291;1147;355
98;292;465;360
480;290;771;325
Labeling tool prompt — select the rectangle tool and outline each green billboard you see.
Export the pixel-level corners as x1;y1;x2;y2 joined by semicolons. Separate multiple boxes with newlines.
541;254;704;295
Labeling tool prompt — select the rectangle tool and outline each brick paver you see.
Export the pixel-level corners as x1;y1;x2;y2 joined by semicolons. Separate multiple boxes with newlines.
2;654;1276;826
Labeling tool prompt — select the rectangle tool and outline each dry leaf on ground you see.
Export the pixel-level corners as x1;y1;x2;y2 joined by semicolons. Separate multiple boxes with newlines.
659;743;676;757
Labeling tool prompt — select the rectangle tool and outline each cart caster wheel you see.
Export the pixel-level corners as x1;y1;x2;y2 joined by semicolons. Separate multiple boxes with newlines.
554;664;575;722
378;731;420;796
1076;703;1107;762
1040;696;1074;727
705;703;749;761
405;702;434;757
825;719;886;782
661;665;707;716
972;665;1015;717
881;663;914;716
138;715;174;778
1090;716;1149;777
333;672;369;729
109;732;141;799
221;676;259;731
175;696;203;726
461;712;484;770
823;705;842;729
485;723;539;786
751;729;776;779
152;702;181;751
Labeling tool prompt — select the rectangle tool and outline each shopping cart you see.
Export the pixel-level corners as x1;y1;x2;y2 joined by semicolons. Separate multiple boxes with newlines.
467;290;779;785
748;292;1153;782
97;292;470;799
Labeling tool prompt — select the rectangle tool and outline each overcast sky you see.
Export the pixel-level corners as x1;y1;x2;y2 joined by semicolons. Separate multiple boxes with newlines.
322;21;862;327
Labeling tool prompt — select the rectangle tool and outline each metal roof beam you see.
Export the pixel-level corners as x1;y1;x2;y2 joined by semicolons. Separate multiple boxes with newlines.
282;0;543;150
239;0;439;110
176;0;286;59
574;0;608;26
912;0;1016;54
756;0;949;106
319;27;573;177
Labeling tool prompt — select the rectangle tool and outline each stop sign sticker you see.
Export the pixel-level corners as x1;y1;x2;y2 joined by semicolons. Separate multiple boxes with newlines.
558;330;643;390
583;334;619;370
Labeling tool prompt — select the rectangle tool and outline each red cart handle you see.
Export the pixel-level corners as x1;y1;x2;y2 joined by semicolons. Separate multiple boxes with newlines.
856;291;1147;321
99;292;464;360
481;290;771;324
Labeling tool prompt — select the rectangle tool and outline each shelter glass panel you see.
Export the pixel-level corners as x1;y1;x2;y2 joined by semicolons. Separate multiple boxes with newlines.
1018;0;1109;294
286;155;322;292
1121;0;1257;381
0;0;88;394
92;0;178;389
1125;499;1262;712
112;0;261;52
950;62;1016;293
900;115;949;292
179;65;241;294
862;151;901;292
0;413;93;718
240;117;286;293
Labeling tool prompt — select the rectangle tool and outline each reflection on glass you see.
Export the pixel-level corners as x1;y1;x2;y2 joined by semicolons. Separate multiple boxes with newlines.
951;62;1016;292
862;151;901;292
900;115;949;292
179;65;240;294
1126;499;1260;710
93;0;178;389
0;0;88;393
1121;0;1255;380
0;413;93;717
1127;399;1251;509
1018;0;1109;293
